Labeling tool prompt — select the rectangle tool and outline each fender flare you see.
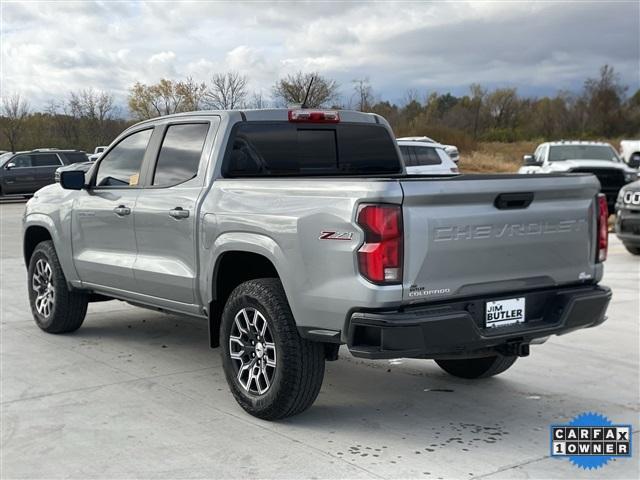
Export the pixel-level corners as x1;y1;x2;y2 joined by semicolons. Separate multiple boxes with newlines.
203;232;295;308
23;213;80;284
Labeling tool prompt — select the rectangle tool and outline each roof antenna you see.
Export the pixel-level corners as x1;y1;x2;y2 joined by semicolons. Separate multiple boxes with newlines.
301;75;315;109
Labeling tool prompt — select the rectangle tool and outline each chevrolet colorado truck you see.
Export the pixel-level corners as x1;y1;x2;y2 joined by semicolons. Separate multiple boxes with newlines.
23;109;611;420
518;141;638;212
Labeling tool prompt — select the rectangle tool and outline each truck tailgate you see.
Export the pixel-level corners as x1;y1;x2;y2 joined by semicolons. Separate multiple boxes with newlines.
400;174;601;303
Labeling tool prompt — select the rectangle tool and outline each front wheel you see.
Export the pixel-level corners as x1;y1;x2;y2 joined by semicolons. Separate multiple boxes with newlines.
435;355;517;379
28;241;88;333
623;244;640;255
220;278;325;420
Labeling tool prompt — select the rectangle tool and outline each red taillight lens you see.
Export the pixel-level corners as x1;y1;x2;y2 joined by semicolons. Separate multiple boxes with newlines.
288;109;340;123
597;193;608;262
357;204;403;284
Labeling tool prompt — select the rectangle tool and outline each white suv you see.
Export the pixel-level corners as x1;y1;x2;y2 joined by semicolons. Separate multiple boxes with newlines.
397;140;459;175
397;136;460;163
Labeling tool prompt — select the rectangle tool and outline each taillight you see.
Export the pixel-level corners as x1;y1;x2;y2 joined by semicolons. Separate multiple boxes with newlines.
288;109;340;123
357;204;403;284
596;193;608;262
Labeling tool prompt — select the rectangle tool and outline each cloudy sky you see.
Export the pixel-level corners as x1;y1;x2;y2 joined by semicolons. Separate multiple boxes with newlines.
1;0;639;113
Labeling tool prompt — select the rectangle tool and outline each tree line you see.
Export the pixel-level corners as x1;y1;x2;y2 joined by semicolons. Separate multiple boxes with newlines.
1;65;638;153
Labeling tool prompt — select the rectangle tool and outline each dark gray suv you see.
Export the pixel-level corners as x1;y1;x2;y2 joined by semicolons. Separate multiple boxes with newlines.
0;149;89;196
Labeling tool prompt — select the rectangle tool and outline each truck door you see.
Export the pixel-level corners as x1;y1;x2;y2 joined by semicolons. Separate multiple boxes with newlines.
72;128;154;292
31;153;63;190
2;154;37;194
132;120;217;304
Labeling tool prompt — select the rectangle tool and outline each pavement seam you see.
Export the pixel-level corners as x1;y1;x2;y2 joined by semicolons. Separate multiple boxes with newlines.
471;454;549;479
471;430;640;479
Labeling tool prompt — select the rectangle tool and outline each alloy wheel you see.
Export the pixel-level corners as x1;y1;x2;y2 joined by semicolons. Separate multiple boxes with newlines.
32;258;55;318
229;307;277;395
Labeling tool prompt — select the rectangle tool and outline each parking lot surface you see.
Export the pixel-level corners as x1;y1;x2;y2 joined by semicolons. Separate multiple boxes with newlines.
1;200;638;479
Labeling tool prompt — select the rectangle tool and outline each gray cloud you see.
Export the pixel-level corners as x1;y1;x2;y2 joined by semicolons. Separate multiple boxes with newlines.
1;1;638;112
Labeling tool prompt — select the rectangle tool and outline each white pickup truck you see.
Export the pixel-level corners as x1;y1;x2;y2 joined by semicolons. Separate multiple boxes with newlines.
519;141;638;212
619;140;640;168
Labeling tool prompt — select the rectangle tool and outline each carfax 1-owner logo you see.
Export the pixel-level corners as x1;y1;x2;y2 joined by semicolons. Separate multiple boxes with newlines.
551;412;633;470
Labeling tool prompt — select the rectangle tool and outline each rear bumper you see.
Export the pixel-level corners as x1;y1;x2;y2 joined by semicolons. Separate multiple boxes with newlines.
347;284;611;359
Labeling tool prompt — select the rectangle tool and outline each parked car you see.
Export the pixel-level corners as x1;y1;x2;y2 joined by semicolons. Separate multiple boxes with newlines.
614;180;640;255
88;145;108;161
397;140;459;175
397;136;460;163
619;140;640;168
0;149;89;197
24;109;611;420
518;141;638;212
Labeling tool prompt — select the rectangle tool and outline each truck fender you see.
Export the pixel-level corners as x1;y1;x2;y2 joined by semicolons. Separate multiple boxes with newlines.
23;213;80;286
203;232;296;310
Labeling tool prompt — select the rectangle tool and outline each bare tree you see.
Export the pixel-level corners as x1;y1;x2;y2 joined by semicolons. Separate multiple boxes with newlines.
45;99;80;146
352;77;373;111
582;64;627;136
205;72;248;110
1;94;30;152
67;89;117;144
248;91;268;109
272;72;340;108
469;83;486;139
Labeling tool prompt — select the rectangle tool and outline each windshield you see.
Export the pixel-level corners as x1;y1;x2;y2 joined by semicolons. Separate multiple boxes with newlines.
548;145;620;162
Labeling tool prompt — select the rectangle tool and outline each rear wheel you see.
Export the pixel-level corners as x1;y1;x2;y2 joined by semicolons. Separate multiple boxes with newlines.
28;241;88;333
623;244;640;255
435;355;517;379
220;278;325;420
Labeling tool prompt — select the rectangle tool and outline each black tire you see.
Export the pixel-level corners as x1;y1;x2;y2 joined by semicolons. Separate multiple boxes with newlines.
28;240;88;333
220;278;325;420
435;355;517;379
623;244;640;255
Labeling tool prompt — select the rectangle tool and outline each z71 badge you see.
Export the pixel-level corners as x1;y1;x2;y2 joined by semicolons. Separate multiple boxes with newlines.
319;231;354;240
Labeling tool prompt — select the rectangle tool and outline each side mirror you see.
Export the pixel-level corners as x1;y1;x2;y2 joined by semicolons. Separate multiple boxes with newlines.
523;154;541;166
5;162;16;170
60;170;86;190
628;154;640;169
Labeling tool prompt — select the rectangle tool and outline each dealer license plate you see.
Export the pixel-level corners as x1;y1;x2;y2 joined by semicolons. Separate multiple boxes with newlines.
485;297;526;328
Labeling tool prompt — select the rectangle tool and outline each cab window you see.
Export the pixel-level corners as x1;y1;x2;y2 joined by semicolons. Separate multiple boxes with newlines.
152;123;209;187
95;129;152;187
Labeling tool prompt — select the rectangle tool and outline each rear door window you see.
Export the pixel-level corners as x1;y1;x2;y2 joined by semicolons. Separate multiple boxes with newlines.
63;152;89;164
414;146;441;166
399;146;417;167
153;123;209;187
224;122;401;176
95;128;152;187
32;154;62;167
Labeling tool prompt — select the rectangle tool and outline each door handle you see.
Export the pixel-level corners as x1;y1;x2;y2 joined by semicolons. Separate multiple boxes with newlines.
169;207;190;219
113;205;131;216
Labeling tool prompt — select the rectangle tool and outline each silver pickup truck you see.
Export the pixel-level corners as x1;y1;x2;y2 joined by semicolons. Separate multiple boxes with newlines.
23;109;612;420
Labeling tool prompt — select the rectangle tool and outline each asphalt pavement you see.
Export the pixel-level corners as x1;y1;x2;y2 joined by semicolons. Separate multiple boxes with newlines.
1;200;638;479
